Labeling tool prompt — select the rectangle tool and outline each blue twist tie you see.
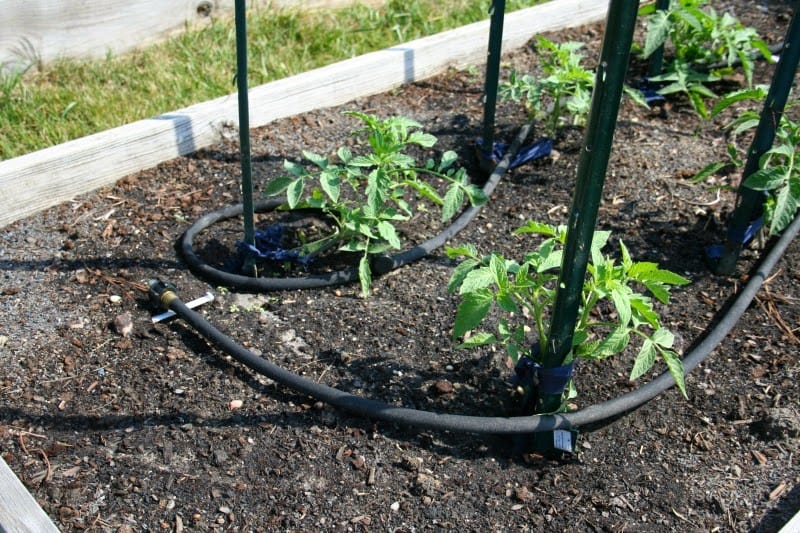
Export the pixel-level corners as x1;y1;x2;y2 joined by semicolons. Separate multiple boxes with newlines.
476;137;553;169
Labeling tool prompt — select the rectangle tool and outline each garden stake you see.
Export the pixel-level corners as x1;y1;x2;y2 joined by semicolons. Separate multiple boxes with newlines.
478;0;506;173
534;0;640;454
235;0;257;276
712;4;800;275
647;0;671;78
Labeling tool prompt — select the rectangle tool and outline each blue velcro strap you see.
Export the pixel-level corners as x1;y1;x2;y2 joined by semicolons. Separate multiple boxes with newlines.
536;362;575;396
510;355;574;396
476;137;553;169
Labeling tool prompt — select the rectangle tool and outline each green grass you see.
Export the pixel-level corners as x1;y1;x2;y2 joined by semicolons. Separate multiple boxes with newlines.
0;0;545;161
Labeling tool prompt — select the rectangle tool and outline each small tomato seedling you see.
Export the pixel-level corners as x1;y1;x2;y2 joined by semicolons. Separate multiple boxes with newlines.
265;111;486;296
447;221;691;400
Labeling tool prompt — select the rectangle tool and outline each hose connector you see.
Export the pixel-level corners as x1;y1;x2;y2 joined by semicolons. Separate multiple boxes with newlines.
148;279;179;310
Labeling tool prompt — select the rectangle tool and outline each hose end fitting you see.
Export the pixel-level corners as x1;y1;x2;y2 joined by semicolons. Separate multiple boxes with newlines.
148;279;179;310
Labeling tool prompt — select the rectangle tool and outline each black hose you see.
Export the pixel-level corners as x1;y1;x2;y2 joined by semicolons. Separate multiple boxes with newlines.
156;212;800;434
180;122;533;291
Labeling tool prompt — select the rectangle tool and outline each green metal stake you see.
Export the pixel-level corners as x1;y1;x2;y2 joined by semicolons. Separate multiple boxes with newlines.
647;0;670;78
235;0;257;276
533;0;640;451
713;5;800;275
479;0;506;172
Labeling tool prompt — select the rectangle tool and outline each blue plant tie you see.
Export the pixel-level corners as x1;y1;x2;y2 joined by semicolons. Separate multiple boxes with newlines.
235;224;314;267
637;77;667;106
509;354;574;396
476;137;553;169
536;361;575;396
706;216;764;260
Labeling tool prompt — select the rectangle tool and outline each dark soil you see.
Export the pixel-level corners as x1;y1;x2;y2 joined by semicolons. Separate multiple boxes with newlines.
2;2;799;531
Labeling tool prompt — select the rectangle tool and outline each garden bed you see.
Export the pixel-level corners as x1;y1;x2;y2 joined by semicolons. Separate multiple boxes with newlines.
1;0;799;530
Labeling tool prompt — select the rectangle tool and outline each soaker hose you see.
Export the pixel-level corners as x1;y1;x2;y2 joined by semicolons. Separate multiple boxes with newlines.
179;122;534;292
154;211;800;434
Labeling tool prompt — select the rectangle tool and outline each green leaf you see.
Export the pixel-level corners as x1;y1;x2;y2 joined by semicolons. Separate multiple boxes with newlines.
630;296;660;328
407;131;438;148
459;266;496;294
453;288;494;339
489;254;509;290
377;220;401;249
382;152;415;168
729;117;760;137
611;286;632;326
769;184;798;235
592;326;631;359
358;254;372;298
446;244;479;259
642;280;671;304
286;178;304;209
590;230;611;255
441;184;464;222
689;90;710;118
744;167;789;191
438;150;459;171
662;349;688;398
349;155;377;168
635;268;691;286
691;161;726;183
337;146;352;163
644;9;671;59
496;291;517;313
283;159;306;177
448;257;480;293
712;87;767;117
320;172;340;203
514;221;557;237
630;339;657;381
458;332;497;348
264;175;294;196
366;241;391;255
464;184;488;206
303;151;328;169
537;249;563;273
651;327;675;349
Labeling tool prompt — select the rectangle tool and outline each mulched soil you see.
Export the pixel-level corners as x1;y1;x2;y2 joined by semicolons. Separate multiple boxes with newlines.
1;1;799;531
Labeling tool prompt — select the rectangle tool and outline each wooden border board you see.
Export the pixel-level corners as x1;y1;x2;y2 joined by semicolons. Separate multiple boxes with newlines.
0;0;387;71
0;0;608;229
0;456;59;532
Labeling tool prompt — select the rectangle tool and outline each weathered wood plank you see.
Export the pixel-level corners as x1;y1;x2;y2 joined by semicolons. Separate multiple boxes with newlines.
0;456;59;532
0;0;608;229
0;0;386;71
